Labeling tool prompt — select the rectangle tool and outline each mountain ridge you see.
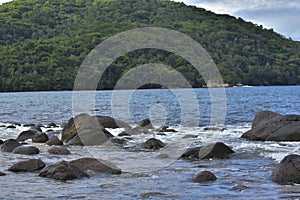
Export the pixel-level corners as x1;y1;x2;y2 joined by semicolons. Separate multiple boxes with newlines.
0;0;299;91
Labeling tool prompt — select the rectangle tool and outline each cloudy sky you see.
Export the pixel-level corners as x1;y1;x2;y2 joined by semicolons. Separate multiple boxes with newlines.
0;0;299;41
175;0;300;41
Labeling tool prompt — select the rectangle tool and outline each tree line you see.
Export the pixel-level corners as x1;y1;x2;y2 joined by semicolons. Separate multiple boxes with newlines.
0;0;299;91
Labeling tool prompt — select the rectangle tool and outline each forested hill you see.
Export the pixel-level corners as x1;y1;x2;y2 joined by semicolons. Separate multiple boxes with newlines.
0;0;300;91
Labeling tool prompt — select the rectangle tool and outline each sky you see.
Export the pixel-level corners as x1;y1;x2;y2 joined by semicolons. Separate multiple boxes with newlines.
175;0;300;41
0;0;299;41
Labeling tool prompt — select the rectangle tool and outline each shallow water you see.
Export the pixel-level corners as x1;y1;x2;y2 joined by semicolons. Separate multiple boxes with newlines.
0;86;300;199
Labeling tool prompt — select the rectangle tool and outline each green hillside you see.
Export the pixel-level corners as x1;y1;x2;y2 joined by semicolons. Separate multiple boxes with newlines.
0;0;299;91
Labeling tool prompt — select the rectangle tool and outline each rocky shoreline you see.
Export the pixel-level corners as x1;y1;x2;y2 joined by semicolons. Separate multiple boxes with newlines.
0;110;300;185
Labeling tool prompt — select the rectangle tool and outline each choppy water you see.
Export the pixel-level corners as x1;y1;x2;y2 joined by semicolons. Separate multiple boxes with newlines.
0;86;300;199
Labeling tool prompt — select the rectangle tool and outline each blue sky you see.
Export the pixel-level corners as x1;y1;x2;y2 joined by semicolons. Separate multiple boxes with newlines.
1;0;299;41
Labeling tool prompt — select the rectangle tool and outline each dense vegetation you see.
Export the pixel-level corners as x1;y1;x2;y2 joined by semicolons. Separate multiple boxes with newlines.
0;0;299;91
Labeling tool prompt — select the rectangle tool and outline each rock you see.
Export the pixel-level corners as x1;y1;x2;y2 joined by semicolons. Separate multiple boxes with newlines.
16;128;40;142
110;138;126;145
181;147;202;159
140;192;170;198
119;127;151;136
198;142;234;159
30;126;43;132
182;134;198;139
242;112;300;141
118;132;131;137
140;138;165;150
61;114;114;146
12;146;40;155
70;157;121;174
231;184;248;191
6;125;16;129
23;123;35;127
203;127;226;132
46;135;63;146
252;110;281;128
138;119;154;129
0;139;3;145
1;139;22;152
46;122;58;128
193;171;217;182
271;154;300;185
8;159;45;172
159;126;177;133
93;116;131;129
48;146;71;155
39;160;89;180
0;171;6;176
32;132;49;143
181;143;234;160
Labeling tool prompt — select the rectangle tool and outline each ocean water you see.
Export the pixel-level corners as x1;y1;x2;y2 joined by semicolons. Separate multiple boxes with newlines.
0;86;300;199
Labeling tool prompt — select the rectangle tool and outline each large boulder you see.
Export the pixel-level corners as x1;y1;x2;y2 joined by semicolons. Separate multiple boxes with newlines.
8;159;45;172
251;110;281;128
70;157;121;174
61;114;114;146
1;139;22;152
242;111;300;141
16;128;40;142
12;146;40;155
181;142;234;159
93;116;131;129
39;160;89;180
271;154;300;185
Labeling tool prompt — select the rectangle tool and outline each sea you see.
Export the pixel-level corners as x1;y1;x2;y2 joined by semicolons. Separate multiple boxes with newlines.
0;86;300;199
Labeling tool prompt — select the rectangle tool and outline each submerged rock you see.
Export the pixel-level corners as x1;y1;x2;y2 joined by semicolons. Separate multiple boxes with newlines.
158;126;177;133
8;159;45;172
61;114;113;146
140;138;165;150
12;146;40;155
1;139;22;152
271;154;300;185
39;160;89;180
46;122;58;128
193;171;217;182
242;111;300;141
48;146;71;155
70;157;121;174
